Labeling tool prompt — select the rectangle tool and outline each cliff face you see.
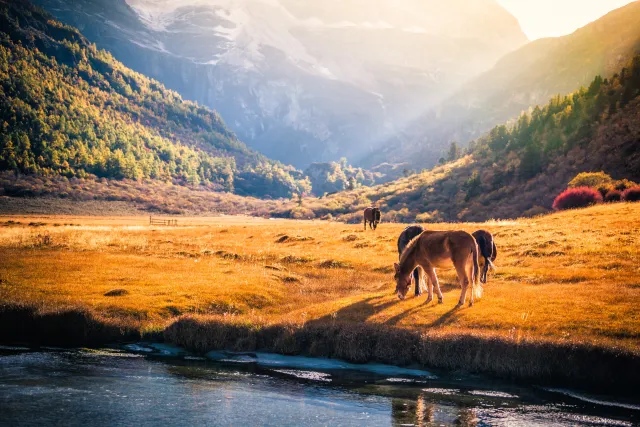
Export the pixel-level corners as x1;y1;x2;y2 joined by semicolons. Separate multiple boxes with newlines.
37;0;527;167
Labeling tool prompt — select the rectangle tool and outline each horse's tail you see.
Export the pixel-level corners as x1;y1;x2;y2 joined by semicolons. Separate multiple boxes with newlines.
477;236;496;276
483;241;497;274
486;257;496;272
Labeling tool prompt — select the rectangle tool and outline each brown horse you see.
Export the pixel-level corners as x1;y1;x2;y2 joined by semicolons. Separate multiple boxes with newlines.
363;207;381;230
472;230;497;284
394;230;480;307
397;225;425;296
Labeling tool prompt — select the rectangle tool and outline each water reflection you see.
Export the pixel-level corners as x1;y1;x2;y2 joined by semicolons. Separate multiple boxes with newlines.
0;348;637;427
392;394;483;426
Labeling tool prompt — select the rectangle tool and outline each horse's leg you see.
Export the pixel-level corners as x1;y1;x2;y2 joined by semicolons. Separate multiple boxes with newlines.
424;268;441;305
364;219;367;230
467;259;475;307
454;259;470;308
413;267;422;296
430;269;444;303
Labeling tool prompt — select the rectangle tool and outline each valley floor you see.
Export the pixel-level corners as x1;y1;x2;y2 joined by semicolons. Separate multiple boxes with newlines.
1;203;638;388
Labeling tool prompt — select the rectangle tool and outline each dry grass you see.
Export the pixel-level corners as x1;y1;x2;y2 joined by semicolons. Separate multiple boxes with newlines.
0;203;639;385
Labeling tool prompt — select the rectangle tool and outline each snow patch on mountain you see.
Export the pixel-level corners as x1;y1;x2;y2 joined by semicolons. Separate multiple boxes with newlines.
126;0;326;73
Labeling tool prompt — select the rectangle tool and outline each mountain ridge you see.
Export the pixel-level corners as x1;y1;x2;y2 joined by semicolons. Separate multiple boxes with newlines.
35;0;528;167
365;0;640;174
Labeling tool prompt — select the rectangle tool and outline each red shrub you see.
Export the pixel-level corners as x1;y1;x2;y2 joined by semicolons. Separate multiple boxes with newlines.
604;190;622;203
552;187;603;211
622;187;640;202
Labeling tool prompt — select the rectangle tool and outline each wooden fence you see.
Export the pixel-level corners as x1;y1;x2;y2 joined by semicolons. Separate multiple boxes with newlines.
149;216;178;226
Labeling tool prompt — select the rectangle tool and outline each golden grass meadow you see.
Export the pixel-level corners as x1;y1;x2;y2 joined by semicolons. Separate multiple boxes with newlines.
1;202;639;388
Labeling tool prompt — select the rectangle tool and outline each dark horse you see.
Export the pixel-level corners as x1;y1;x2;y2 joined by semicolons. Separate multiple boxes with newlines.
472;230;497;284
363;207;381;230
398;225;425;296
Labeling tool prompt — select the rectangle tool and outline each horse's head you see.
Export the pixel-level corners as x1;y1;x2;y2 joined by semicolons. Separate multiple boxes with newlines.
393;262;411;300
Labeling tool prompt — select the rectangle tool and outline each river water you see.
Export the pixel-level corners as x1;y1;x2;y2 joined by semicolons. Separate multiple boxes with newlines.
0;345;637;426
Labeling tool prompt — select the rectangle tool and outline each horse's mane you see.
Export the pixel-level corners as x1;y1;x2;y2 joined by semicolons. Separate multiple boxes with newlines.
399;233;422;266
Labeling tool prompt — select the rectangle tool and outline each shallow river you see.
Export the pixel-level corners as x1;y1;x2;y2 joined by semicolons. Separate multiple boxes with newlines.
0;345;637;426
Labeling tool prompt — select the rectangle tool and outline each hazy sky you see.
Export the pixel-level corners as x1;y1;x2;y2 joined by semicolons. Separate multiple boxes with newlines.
496;0;636;40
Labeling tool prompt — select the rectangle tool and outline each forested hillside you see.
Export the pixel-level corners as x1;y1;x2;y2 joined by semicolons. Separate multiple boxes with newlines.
289;55;640;222
365;1;640;175
0;0;310;198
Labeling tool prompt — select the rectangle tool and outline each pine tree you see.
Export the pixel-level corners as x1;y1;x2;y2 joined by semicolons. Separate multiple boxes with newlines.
447;142;461;162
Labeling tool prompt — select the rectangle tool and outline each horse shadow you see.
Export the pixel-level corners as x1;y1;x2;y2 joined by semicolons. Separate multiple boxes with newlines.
306;276;463;327
427;306;460;327
308;297;398;325
384;277;463;327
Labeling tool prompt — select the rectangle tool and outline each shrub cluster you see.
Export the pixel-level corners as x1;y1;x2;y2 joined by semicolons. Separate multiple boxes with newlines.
604;190;622;202
622;187;640;202
552;187;602;211
554;172;639;211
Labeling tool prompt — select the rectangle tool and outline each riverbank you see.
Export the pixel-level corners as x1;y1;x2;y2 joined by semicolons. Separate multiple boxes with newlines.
1;301;638;392
1;204;638;391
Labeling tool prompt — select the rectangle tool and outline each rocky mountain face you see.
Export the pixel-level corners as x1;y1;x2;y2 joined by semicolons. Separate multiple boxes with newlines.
36;0;527;168
364;1;640;174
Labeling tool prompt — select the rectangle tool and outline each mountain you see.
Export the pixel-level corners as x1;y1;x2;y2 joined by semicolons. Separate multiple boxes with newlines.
0;0;310;198
366;1;640;174
288;55;640;222
35;0;527;168
3;49;638;219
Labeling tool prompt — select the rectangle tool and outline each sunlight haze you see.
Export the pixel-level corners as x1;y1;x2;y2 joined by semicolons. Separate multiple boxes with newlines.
497;0;637;40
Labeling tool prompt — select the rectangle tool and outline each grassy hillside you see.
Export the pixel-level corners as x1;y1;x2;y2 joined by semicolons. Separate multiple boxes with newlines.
289;56;640;222
367;1;640;172
0;0;310;198
1;203;638;387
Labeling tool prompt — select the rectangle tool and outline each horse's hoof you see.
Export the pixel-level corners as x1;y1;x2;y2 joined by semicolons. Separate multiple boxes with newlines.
455;303;463;309
424;298;433;305
469;301;474;307
438;299;443;304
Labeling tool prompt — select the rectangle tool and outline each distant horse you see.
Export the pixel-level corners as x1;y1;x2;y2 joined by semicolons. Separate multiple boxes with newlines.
397;225;425;296
472;230;497;284
394;230;479;307
363;207;381;230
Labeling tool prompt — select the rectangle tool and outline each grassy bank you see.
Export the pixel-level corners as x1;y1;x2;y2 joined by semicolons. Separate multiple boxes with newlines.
1;303;636;391
0;203;638;389
165;317;639;391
